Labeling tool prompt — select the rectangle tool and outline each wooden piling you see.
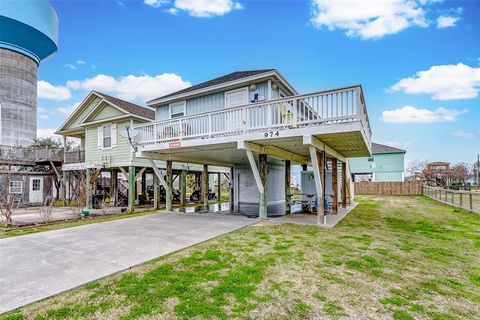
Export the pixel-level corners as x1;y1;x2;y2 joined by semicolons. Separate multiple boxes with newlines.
332;159;338;213
285;160;291;214
259;154;268;219
166;161;173;211
202;164;209;210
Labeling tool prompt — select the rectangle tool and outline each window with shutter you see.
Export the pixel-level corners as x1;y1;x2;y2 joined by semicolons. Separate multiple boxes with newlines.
103;125;112;148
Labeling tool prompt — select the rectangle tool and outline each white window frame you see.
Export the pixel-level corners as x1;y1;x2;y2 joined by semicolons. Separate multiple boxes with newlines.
32;178;41;191
169;100;186;118
102;124;112;149
9;181;22;194
224;87;249;108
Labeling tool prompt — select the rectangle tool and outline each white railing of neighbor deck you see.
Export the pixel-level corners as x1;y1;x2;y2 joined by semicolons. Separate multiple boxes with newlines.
134;85;371;147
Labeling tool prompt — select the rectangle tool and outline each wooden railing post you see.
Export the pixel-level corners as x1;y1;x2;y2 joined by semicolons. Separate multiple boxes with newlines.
469;193;473;210
460;193;463;208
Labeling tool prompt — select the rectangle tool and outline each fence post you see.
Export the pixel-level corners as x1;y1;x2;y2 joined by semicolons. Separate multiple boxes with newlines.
460;193;463;208
469;193;473;211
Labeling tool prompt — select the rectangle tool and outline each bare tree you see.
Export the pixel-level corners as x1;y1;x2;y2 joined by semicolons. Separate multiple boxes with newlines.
450;163;470;186
100;199;110;216
70;171;88;217
406;159;427;181
0;193;21;226
38;194;55;224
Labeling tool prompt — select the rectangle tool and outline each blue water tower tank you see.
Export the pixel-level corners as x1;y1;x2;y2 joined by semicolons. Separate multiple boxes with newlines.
0;0;58;146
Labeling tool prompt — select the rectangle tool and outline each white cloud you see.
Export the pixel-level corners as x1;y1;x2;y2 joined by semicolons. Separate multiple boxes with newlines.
390;63;480;100
381;105;467;123
67;73;190;103
436;15;459;28
310;0;435;40
37;107;51;120
451;130;480;139
76;60;87;65
166;7;179;14
146;0;242;17
37;80;72;101
56;102;81;116
143;0;169;8
37;128;59;139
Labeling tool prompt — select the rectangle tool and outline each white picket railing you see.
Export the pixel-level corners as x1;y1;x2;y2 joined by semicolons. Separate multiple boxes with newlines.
133;85;371;148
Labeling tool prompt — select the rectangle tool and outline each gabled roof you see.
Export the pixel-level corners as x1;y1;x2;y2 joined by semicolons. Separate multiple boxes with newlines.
147;69;297;106
56;91;154;135
94;91;155;120
371;143;406;154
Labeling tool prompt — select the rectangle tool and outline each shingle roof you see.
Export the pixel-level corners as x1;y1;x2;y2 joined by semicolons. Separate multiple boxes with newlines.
148;69;276;103
94;91;155;120
371;142;406;154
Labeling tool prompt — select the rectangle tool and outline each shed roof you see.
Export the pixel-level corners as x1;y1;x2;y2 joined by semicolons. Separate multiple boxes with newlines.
371;142;406;154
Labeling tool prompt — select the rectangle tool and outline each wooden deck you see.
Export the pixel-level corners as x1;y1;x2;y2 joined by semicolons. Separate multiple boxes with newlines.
0;145;63;165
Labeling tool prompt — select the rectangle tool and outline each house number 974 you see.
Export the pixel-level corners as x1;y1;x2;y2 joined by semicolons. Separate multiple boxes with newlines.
264;131;280;138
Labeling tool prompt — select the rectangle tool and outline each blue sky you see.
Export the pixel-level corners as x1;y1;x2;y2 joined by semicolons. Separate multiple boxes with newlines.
37;0;479;165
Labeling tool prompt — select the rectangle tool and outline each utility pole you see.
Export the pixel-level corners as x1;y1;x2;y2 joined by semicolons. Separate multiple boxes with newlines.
477;154;479;187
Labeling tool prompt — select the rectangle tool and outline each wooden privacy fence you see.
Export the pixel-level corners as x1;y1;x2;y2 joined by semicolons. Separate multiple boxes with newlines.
354;181;423;196
423;186;479;213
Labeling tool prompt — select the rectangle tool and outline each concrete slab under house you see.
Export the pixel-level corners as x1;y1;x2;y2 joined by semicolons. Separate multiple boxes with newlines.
131;69;372;226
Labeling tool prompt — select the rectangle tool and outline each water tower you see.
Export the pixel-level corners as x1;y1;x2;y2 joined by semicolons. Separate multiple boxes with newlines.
0;0;58;146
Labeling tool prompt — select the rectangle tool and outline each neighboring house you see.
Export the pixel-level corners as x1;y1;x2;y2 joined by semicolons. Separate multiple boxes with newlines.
427;162;450;172
424;161;451;187
133;69;373;223
349;143;406;182
0;146;62;206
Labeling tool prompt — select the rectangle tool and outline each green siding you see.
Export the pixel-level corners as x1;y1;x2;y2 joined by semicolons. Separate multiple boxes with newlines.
84;119;151;167
63;97;101;130
88;102;124;121
349;152;405;182
375;172;404;182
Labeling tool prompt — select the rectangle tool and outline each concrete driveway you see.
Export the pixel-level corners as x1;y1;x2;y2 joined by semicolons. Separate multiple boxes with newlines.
0;212;255;314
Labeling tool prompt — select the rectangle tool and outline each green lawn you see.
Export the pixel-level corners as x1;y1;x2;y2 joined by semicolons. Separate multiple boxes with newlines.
3;196;480;319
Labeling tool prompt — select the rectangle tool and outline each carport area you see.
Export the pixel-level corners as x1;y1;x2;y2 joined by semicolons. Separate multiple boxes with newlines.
0;212;255;314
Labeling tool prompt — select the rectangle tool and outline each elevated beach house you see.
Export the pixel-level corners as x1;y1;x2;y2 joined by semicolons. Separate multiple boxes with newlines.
132;69;372;225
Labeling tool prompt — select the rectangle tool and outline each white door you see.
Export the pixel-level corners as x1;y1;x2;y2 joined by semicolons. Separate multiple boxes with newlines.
225;88;249;131
29;177;43;203
225;88;248;108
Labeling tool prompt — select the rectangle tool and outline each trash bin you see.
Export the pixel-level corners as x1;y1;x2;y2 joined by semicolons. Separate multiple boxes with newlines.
92;194;103;209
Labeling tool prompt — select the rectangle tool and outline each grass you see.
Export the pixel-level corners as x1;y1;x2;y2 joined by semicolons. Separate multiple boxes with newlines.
2;195;480;319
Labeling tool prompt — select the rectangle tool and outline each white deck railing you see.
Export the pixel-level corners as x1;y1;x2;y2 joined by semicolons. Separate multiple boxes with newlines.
133;85;371;148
